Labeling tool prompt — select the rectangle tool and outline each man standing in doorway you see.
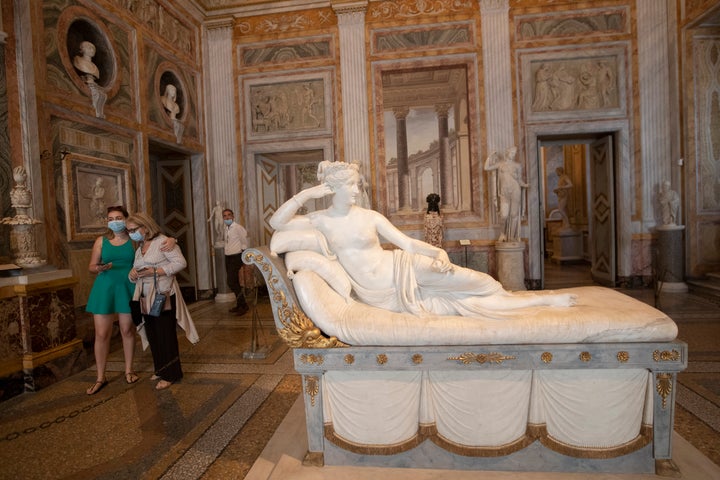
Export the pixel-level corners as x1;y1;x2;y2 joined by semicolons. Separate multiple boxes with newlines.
223;209;249;316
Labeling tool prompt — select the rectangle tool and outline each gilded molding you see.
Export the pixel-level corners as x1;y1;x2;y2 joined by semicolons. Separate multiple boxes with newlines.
616;351;629;363
412;353;423;364
243;251;348;348
377;353;388;365
541;351;553;363
448;352;517;365
656;373;673;409
300;353;325;365
344;353;355;364
323;422;652;458
579;351;591;362
305;375;320;406
653;349;680;362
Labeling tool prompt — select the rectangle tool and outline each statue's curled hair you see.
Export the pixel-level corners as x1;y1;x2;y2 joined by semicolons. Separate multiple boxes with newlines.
317;161;360;189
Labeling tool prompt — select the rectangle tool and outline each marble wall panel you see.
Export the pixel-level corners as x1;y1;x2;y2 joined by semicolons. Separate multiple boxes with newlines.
0;44;10;259
515;6;629;41
22;287;77;353
238;36;333;68
0;296;23;366
371;21;475;55
105;0;197;63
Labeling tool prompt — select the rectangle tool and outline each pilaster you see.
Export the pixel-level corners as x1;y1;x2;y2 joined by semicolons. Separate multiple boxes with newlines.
333;2;370;176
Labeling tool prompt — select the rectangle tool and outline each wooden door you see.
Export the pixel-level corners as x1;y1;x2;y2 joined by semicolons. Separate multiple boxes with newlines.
155;158;197;300
589;135;615;286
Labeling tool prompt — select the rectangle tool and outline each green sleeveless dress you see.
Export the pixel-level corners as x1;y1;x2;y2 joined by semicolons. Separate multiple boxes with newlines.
86;237;135;314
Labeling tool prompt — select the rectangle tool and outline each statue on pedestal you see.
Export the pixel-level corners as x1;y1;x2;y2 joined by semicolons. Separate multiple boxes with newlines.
207;200;226;247
658;180;681;227
484;146;528;243
1;166;46;268
424;193;443;249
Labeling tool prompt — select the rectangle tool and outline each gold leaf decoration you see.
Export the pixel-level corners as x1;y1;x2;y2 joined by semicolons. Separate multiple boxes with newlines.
579;351;592;362
377;354;388;365
305;375;319;407
300;354;324;365
541;352;553;363
448;352;517;365
344;354;355;365
244;251;348;349
656;373;673;409
412;353;423;364
616;351;629;363
653;349;680;362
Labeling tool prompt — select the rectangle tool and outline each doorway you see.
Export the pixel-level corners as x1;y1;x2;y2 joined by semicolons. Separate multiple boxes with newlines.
149;144;198;303
537;134;616;289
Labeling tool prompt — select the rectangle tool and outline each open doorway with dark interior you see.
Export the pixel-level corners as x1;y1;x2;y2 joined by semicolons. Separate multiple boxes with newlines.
538;134;616;289
149;143;198;304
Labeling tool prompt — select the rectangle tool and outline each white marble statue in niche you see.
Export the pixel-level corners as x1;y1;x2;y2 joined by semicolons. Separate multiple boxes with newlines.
484;146;528;243
658;180;681;226
73;41;100;83
72;40;106;118
270;161;576;317
161;83;184;143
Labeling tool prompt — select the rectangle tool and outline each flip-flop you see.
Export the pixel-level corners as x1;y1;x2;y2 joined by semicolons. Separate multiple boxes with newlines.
86;379;108;395
125;372;139;384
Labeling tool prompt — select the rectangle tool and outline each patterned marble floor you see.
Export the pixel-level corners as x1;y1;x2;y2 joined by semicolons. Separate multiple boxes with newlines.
0;268;718;479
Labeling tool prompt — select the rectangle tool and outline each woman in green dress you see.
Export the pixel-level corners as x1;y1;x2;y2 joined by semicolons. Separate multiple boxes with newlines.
85;206;173;394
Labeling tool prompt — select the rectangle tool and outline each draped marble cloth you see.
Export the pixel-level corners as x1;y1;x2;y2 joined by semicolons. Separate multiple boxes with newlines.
270;230;677;451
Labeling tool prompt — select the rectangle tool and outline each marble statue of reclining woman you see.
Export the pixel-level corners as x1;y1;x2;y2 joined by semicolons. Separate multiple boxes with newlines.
269;161;576;319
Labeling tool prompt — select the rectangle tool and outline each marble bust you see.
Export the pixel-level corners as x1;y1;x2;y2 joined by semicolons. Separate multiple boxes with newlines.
73;41;100;83
161;84;180;120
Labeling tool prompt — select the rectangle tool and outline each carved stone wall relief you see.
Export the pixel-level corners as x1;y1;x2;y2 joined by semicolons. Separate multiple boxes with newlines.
520;46;628;123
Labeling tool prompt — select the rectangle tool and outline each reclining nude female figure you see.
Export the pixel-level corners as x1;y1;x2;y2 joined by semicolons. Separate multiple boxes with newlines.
269;161;576;317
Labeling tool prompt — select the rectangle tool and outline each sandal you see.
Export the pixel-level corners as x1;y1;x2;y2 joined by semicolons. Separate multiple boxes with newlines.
125;372;139;384
86;379;108;395
155;380;173;390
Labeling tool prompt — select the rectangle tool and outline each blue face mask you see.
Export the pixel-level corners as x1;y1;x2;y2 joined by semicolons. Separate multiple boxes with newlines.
108;220;126;232
129;231;144;242
224;219;233;226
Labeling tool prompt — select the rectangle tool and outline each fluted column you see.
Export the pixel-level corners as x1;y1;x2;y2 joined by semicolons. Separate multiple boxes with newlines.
333;2;371;175
480;0;514;152
436;104;452;208
637;0;674;226
394;107;410;211
204;22;238;215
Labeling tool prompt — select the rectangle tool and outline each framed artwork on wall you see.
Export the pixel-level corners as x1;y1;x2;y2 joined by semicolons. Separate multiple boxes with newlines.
62;153;131;242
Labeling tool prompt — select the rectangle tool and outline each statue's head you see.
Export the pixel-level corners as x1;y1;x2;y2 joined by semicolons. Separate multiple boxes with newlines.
164;84;177;101
426;193;441;213
79;41;96;58
317;161;360;191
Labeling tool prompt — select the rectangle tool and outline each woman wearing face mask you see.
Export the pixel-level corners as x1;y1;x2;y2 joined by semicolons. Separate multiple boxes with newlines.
127;212;198;390
85;205;140;394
